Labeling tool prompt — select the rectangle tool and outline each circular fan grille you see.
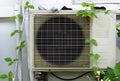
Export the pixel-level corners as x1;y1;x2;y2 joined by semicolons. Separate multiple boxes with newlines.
36;17;84;65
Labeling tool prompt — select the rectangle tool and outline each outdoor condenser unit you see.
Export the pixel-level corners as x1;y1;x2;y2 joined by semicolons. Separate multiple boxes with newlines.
29;10;116;72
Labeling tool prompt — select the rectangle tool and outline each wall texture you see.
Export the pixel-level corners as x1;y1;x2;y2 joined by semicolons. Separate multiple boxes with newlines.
0;18;16;81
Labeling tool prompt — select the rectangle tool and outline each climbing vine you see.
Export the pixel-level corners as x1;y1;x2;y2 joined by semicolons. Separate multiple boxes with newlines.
0;1;34;81
116;23;120;37
77;2;120;81
86;39;120;81
76;2;97;18
0;1;120;81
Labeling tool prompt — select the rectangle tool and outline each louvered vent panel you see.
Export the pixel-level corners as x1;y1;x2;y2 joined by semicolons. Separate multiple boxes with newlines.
33;13;90;70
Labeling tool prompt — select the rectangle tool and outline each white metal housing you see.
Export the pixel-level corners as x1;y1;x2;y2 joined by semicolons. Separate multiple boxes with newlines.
29;10;116;72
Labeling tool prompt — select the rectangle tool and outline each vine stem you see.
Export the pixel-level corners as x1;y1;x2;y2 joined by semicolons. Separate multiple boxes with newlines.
14;1;27;81
95;61;101;81
12;55;19;81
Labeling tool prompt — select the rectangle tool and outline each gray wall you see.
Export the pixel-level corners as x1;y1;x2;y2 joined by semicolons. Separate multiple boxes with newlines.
0;18;16;81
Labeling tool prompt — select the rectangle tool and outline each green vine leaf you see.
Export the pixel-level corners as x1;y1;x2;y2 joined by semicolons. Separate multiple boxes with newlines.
93;67;99;75
100;70;105;75
115;62;120;69
8;71;12;77
117;32;120;37
24;6;28;10
76;10;82;16
24;1;34;10
104;10;111;14
88;12;97;18
18;18;23;23
18;30;23;34
81;2;94;8
94;54;100;61
25;1;29;6
11;14;23;23
107;67;116;78
88;53;94;57
20;41;25;48
76;10;88;17
11;30;18;37
0;74;8;79
8;77;13;81
17;14;22;18
16;41;25;50
103;75;109;81
103;67;118;81
76;2;97;19
17;14;23;23
114;62;120;76
11;30;23;37
76;10;97;19
114;69;120;76
8;71;13;81
16;46;20;50
90;5;95;11
116;23;120;29
4;57;12;62
10;16;17;20
28;5;34;9
4;57;19;66
88;53;100;61
116;23;120;37
85;39;98;46
93;67;105;75
13;58;19;62
8;61;14;66
82;2;90;7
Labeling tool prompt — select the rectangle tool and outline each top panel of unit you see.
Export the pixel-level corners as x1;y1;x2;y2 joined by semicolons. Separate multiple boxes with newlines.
29;10;116;15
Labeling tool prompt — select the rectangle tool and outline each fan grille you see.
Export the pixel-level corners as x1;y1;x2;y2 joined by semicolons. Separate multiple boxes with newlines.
36;17;84;65
33;14;90;69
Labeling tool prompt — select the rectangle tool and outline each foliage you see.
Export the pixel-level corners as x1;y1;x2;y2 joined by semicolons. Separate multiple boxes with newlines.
0;1;34;81
116;23;120;37
24;1;34;11
114;62;120;76
8;71;13;81
87;39;120;81
116;23;120;29
76;2;97;19
16;41;25;50
85;39;98;46
104;10;111;14
11;14;23;23
76;2;119;81
10;30;23;37
0;74;8;79
81;2;95;10
88;53;100;61
0;71;13;81
76;10;97;18
102;66;120;81
4;57;19;66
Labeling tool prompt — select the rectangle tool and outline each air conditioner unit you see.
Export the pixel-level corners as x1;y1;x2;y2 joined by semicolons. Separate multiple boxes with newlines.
29;10;116;72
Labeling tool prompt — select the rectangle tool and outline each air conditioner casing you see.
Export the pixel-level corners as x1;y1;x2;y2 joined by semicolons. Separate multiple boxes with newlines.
29;10;116;72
